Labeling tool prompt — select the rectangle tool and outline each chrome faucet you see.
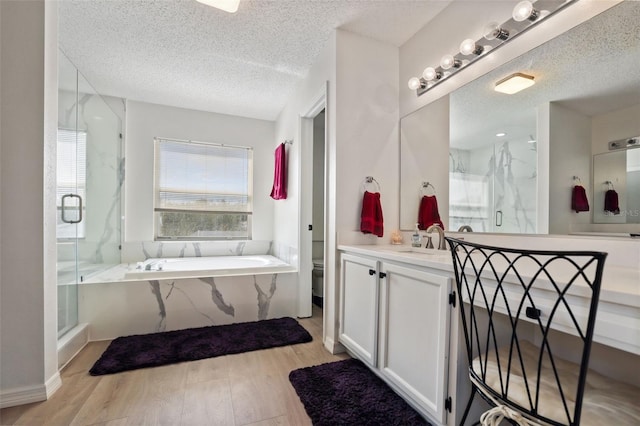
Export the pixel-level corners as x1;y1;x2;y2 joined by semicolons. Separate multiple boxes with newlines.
457;225;473;232
426;224;447;250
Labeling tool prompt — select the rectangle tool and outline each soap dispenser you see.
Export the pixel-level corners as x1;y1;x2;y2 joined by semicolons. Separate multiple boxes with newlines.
411;224;422;247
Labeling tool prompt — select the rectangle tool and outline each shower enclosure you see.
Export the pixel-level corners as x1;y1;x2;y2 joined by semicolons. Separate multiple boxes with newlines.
57;50;123;338
449;138;538;234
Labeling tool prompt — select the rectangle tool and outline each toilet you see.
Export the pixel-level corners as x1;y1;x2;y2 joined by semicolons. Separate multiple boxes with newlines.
312;258;324;307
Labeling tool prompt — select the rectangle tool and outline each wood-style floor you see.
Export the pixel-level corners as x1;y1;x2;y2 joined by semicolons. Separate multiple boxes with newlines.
1;305;348;426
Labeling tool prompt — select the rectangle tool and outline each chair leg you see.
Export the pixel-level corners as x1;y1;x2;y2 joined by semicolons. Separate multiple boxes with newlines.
459;386;478;426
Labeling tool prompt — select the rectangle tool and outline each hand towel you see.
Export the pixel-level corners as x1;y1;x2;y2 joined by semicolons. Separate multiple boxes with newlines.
604;189;620;215
360;191;384;237
418;195;444;230
571;185;589;213
270;143;287;200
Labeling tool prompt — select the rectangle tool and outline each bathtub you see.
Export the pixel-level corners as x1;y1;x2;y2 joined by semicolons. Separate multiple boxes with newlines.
124;254;295;280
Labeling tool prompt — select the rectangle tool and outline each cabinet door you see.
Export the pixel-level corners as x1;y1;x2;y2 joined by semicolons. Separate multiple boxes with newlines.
339;253;379;367
378;262;451;424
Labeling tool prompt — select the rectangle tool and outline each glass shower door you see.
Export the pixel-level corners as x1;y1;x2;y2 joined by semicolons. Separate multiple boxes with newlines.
57;50;123;338
57;52;83;337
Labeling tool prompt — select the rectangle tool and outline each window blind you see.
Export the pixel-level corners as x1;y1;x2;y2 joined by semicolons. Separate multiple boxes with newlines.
154;138;253;214
57;129;87;205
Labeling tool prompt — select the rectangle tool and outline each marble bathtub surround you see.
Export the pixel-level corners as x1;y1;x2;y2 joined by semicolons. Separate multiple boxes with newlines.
121;240;295;264
198;277;236;317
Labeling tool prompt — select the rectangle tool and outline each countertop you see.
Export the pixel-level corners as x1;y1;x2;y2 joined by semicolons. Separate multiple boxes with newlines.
338;244;640;309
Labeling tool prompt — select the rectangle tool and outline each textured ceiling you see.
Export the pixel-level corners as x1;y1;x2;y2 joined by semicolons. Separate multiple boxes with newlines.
58;0;451;121
449;1;640;150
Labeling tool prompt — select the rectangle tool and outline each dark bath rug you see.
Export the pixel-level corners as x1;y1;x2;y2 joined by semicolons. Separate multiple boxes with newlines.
89;317;312;375
289;358;431;426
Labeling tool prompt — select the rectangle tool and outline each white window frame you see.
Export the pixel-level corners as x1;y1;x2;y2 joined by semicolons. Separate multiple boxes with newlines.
153;137;253;241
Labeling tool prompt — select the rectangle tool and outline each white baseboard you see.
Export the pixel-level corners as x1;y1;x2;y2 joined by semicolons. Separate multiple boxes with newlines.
323;336;346;355
46;372;62;399
0;372;61;409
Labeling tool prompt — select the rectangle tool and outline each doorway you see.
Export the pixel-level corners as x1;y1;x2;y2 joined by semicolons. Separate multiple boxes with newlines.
298;84;327;328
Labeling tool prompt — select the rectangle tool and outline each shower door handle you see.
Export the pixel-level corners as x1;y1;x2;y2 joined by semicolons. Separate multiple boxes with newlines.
61;194;83;224
495;210;503;227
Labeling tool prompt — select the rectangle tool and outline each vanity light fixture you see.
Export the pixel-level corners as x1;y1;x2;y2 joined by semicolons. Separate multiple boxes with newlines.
460;39;484;56
512;1;539;22
195;0;240;13
494;72;535;94
440;54;462;70
422;67;442;81
407;0;575;97
483;22;510;41
407;77;425;90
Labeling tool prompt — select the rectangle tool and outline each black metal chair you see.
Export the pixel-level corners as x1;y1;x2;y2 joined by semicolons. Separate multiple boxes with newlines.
445;237;609;426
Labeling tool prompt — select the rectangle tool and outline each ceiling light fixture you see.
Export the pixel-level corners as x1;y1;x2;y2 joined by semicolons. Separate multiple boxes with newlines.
494;72;535;94
195;0;240;13
407;0;575;97
496;132;507;137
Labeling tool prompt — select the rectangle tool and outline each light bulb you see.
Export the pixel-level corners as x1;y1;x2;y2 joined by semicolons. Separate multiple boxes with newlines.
483;22;509;41
408;77;422;90
460;39;483;56
512;1;538;22
440;54;461;70
422;67;441;81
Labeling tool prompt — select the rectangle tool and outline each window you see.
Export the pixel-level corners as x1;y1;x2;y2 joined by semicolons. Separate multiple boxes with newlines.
57;129;87;239
154;138;253;240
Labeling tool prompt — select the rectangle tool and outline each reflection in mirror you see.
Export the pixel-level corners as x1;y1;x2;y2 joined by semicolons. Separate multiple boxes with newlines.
401;1;640;236
400;96;450;231
593;147;640;224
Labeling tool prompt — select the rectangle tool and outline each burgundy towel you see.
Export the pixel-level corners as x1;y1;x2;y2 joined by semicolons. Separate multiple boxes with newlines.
360;191;384;237
418;195;444;230
604;189;620;215
270;143;287;200
571;185;589;213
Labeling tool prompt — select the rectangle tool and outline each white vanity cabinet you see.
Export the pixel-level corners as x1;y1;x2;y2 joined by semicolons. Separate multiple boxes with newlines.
339;251;453;425
339;253;380;367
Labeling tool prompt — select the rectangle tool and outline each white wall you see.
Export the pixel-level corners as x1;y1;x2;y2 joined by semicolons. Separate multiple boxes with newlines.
124;100;275;243
335;30;400;238
274;29;399;349
0;0;60;407
547;103;592;234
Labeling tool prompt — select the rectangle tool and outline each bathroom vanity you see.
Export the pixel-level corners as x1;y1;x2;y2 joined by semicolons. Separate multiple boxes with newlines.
338;241;640;426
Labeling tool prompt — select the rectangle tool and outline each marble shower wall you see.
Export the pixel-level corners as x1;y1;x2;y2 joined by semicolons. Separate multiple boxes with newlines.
58;89;123;267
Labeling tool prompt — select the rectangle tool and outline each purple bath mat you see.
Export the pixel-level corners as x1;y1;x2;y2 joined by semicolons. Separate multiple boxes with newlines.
89;317;312;375
289;359;431;426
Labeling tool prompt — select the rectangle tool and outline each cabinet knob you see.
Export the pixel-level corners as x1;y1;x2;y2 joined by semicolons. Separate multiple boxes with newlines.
379;272;387;279
369;269;376;276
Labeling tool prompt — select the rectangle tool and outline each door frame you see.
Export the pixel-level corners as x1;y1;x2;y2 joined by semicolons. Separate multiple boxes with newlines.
297;82;328;318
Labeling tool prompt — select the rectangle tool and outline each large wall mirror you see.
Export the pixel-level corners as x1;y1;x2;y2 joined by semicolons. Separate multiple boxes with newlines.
400;1;640;235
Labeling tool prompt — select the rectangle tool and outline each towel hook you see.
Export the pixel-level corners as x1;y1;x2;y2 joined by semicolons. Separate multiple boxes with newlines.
283;140;293;145
572;176;582;184
361;176;380;192
604;180;614;190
